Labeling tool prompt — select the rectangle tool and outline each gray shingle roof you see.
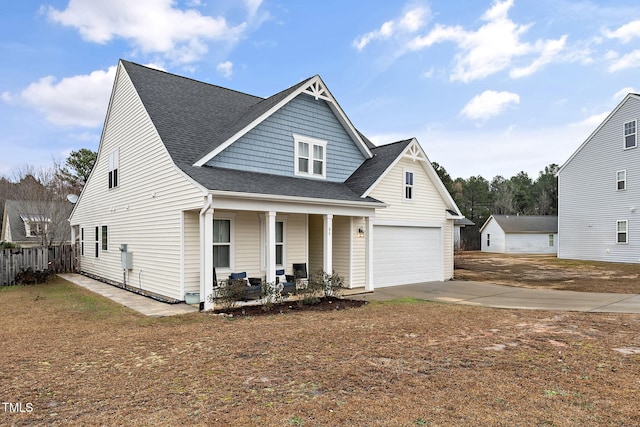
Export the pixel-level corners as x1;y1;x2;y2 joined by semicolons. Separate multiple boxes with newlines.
345;139;412;196
120;60;392;205
491;215;558;233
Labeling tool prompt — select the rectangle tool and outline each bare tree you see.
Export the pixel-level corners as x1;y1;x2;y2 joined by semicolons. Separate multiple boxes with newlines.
7;166;73;247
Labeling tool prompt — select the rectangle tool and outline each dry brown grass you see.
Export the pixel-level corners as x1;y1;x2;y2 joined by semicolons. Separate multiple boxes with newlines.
455;251;640;294
2;276;640;426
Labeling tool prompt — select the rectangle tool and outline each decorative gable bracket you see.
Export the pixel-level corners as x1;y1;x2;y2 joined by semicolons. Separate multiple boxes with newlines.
403;141;427;162
303;80;331;102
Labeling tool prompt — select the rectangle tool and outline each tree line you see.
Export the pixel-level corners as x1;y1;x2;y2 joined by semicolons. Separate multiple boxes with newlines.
433;162;559;250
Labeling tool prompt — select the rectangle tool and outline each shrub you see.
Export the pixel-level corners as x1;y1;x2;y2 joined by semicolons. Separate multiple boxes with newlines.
295;270;345;305
15;267;51;285
209;279;247;310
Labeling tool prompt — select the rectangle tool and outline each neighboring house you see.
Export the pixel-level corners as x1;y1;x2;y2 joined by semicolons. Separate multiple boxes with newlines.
558;93;640;263
454;218;475;251
69;60;463;308
1;200;72;247
480;215;558;254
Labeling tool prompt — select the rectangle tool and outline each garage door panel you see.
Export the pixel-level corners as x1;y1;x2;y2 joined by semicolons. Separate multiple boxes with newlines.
373;226;441;287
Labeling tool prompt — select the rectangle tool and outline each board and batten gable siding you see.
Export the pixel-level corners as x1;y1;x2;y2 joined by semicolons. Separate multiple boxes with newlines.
481;219;506;253
70;65;205;300
559;96;640;263
206;93;366;182
367;156;455;279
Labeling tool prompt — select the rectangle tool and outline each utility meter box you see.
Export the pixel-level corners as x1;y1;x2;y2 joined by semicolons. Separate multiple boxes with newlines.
120;244;133;270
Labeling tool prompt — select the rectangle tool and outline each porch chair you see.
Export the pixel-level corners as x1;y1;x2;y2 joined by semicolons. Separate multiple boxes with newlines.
292;263;308;289
276;269;296;296
229;272;262;300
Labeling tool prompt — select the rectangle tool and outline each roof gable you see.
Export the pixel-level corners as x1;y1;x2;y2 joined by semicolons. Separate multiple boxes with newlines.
193;75;372;166
558;93;640;175
206;93;368;182
346;138;461;215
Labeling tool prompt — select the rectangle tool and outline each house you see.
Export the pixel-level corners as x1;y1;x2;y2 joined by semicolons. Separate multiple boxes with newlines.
558;93;640;263
68;60;462;308
1;200;72;247
480;215;558;254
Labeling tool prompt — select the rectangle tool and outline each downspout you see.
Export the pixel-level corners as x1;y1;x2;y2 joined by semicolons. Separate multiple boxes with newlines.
199;194;213;311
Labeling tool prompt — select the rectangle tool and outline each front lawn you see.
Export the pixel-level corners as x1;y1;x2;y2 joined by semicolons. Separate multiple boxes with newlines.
2;277;639;426
455;251;640;294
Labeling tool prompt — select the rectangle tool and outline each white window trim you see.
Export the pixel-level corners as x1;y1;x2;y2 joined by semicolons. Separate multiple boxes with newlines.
108;148;119;189
624;120;637;150
101;225;108;251
213;214;235;274
293;134;327;179
617;169;627;191
617;220;628;244
94;226;100;258
403;168;415;201
260;215;287;270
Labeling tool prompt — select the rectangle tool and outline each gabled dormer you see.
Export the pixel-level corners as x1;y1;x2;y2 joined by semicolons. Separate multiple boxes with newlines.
194;76;373;182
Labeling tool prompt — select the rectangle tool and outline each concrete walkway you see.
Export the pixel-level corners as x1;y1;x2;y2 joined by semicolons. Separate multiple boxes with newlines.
59;273;640;316
351;281;640;314
58;274;199;317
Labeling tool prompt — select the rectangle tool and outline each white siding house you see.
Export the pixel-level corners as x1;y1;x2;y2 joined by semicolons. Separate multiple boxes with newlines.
69;60;463;308
558;93;640;263
480;215;558;254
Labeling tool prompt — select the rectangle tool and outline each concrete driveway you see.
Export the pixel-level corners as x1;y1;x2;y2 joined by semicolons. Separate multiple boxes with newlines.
352;281;640;314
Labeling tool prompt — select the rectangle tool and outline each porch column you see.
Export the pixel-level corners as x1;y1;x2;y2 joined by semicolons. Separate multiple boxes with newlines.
201;197;214;310
266;211;277;284
365;216;374;291
323;214;333;274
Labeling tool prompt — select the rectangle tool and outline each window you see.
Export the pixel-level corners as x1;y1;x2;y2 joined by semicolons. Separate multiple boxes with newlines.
213;219;231;269
101;225;108;251
21;214;49;237
617;220;628;244
549;234;554;247
81;228;85;256
94;226;99;258
108;149;119;188
487;234;491;247
275;221;284;266
624;121;636;149
404;170;414;200
294;134;326;178
617;170;627;190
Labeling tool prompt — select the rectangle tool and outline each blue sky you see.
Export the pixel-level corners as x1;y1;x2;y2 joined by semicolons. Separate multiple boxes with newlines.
1;0;639;181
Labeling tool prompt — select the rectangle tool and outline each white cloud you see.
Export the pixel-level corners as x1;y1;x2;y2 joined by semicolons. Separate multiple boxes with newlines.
1;92;12;103
461;90;520;121
603;20;640;43
46;0;250;63
217;61;233;78
608;49;640;72
408;0;568;82
353;6;429;51
614;87;637;100
510;35;567;78
19;66;116;127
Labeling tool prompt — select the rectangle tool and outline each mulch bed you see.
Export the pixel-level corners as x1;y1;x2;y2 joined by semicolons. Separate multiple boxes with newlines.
211;296;367;317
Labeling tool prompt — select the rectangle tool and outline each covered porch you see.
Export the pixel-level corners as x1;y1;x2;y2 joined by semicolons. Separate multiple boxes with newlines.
185;193;378;310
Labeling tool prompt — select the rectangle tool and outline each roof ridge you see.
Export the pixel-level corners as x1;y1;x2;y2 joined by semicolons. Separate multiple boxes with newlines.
120;59;264;101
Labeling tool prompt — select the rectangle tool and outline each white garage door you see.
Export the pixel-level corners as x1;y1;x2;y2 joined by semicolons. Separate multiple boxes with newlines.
373;225;442;287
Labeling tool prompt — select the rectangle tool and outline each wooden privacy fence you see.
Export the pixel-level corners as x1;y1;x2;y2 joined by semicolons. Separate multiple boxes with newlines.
0;244;77;286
